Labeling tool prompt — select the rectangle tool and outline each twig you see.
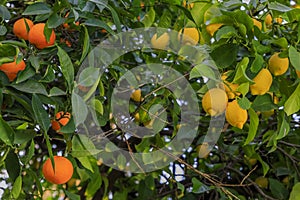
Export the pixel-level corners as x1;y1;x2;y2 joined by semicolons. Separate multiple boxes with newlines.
226;166;277;200
240;165;258;185
124;135;145;174
279;140;300;148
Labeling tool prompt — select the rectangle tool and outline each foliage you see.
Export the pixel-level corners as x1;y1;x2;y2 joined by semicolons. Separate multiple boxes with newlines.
0;0;300;199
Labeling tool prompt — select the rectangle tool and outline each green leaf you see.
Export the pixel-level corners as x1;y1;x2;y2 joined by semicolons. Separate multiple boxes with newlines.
32;94;50;132
77;157;94;173
47;13;65;28
28;55;40;72
251;54;264;73
175;5;196;25
16;66;35;84
48;87;66;96
276;112;290;140
289;183;300;200
84;19;114;35
289;46;300;71
0;5;11;20
108;5;121;32
244;108;259;145
64;190;80;200
257;155;270;176
284;83;300;116
0;25;7;35
0;44;17;59
268;2;292;12
72;134;99;157
85;168;102;197
210;43;238;69
271;38;288;48
14;130;35;145
269;178;289;200
158;9;172;28
72;92;88;126
233;57;254;84
5;151;20;181
90;99;104;115
57;45;74;92
40;66;55;83
142;7;155;27
237;82;249;96
190;64;217;81
237;97;251;110
192;177;211;194
23;2;52;15
0;116;14;146
22;140;35;164
78;67;100;87
79;26;90;64
1;40;28;48
252;94;277;112
11;175;22;199
11;80;48;95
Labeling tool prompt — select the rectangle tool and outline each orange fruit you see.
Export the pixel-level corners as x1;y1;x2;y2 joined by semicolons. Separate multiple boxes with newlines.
42;156;74;184
13;18;34;40
0;59;26;81
28;23;56;49
131;89;142;102
51;111;71;133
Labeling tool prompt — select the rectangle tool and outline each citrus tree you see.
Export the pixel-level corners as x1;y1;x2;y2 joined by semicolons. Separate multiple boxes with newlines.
1;0;300;199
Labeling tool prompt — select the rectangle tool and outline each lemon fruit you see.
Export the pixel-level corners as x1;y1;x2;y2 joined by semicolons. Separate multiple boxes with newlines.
130;89;142;102
250;68;273;95
202;88;228;116
151;32;170;50
206;23;223;36
255;177;269;189
268;52;289;76
178;28;200;45
265;14;272;27
252;18;262;30
225;100;248;129
221;73;240;99
196;142;210;158
296;70;300;78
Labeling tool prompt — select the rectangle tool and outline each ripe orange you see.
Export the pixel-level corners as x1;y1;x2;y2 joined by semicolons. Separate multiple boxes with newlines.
13;18;34;40
51;111;71;133
42;156;74;184
28;23;56;49
0;59;26;81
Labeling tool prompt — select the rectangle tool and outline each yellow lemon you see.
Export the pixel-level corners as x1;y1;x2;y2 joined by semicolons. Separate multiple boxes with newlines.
268;52;289;76
252;18;262;30
255;177;269;189
178;28;200;45
196;142;210;158
131;89;142;102
225;100;248;129
134;112;140;122
202;88;228;116
276;17;283;24
250;68;273;95
221;73;241;99
206;23;223;36
151;32;170;50
265;14;272;27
